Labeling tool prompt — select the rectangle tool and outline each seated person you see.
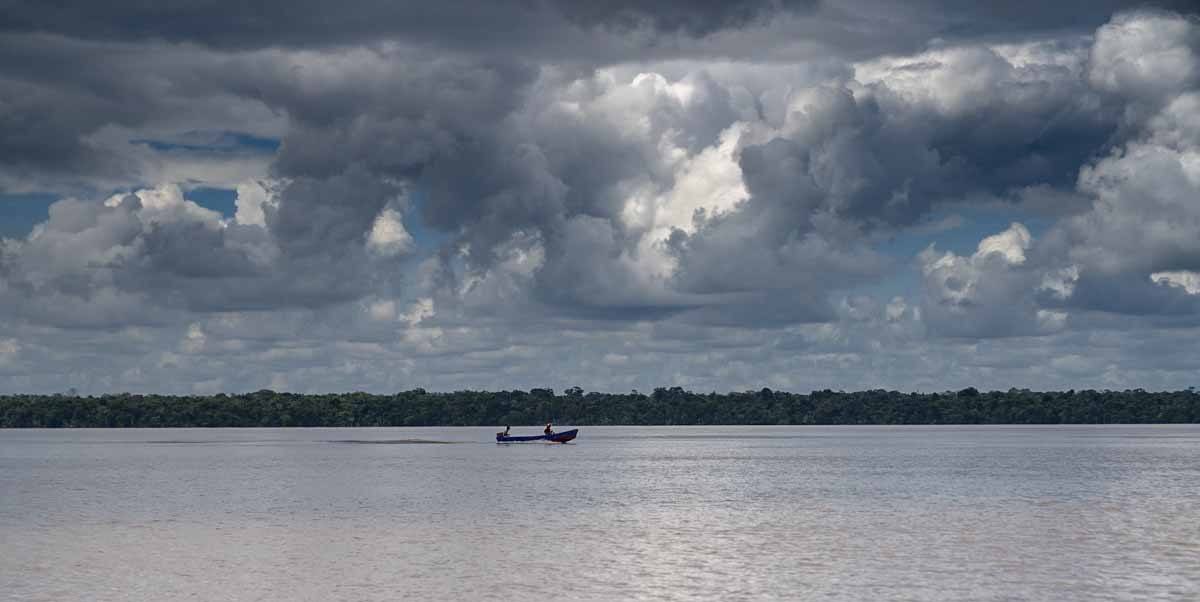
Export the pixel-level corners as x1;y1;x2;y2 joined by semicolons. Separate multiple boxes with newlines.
544;423;553;435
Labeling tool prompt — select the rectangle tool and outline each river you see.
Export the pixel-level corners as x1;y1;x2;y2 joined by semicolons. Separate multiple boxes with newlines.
2;425;1198;600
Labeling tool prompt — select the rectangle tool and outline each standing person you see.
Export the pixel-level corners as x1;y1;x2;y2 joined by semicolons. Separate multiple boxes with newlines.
544;423;553;435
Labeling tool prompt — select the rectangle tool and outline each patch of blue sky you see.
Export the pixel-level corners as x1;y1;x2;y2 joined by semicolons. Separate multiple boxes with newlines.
130;130;280;154
0;192;59;239
185;187;238;218
1;132;277;238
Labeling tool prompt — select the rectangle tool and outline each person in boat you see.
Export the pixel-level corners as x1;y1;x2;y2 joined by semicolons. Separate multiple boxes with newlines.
497;425;510;438
544;423;553;435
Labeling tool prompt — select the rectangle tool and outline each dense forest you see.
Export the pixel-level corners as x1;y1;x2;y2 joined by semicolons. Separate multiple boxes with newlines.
1;387;1198;427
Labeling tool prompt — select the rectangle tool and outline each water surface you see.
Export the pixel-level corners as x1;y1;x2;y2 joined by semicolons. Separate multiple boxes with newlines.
2;425;1198;601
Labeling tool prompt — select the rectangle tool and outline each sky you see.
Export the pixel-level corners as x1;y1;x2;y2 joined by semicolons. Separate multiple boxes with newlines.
1;1;1199;394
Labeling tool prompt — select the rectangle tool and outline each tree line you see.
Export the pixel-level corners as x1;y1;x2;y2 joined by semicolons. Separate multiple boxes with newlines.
1;386;1197;427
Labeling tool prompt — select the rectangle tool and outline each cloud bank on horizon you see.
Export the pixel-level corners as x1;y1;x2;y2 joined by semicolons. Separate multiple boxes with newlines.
1;1;1199;394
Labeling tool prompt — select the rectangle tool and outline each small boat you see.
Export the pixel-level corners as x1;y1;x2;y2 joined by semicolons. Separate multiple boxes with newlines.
496;429;578;443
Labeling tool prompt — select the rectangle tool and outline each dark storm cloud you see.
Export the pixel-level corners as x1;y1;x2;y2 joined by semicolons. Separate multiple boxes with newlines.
558;1;808;35
531;216;692;317
886;1;1198;39
0;1;1167;195
0;33;281;192
0;0;814;50
0;1;534;49
266;167;399;255
0;35;146;188
3;1;1186;64
852;46;1121;219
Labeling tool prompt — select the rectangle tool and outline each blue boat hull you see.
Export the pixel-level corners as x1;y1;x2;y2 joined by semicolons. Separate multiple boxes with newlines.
496;428;578;443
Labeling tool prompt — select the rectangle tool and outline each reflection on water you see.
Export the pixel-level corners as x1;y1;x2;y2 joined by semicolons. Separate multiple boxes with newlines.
327;439;464;445
2;425;1199;601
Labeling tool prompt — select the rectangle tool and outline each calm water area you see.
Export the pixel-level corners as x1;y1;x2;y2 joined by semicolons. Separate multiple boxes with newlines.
2;425;1198;601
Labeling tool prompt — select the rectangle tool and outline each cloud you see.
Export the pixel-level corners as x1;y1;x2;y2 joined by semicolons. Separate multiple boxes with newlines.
0;177;412;328
908;10;1200;330
1038;11;1200;317
2;6;1200;394
367;208;414;257
918;223;1062;338
975;223;1033;265
0;33;285;194
233;180;274;227
0;1;818;50
1089;10;1200;105
266;165;400;256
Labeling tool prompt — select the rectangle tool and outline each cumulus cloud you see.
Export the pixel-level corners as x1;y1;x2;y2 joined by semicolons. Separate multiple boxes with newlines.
367;208;414;257
918;223;1061;338
908;9;1200;332
1151;271;1200;295
234;180;274;227
1089;10;1200;105
0;177;409;329
1039;10;1200;317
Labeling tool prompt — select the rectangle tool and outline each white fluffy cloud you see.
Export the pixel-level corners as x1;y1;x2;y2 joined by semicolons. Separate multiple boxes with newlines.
366;208;414;257
234;180;275;227
1089;10;1199;104
1151;271;1200;294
